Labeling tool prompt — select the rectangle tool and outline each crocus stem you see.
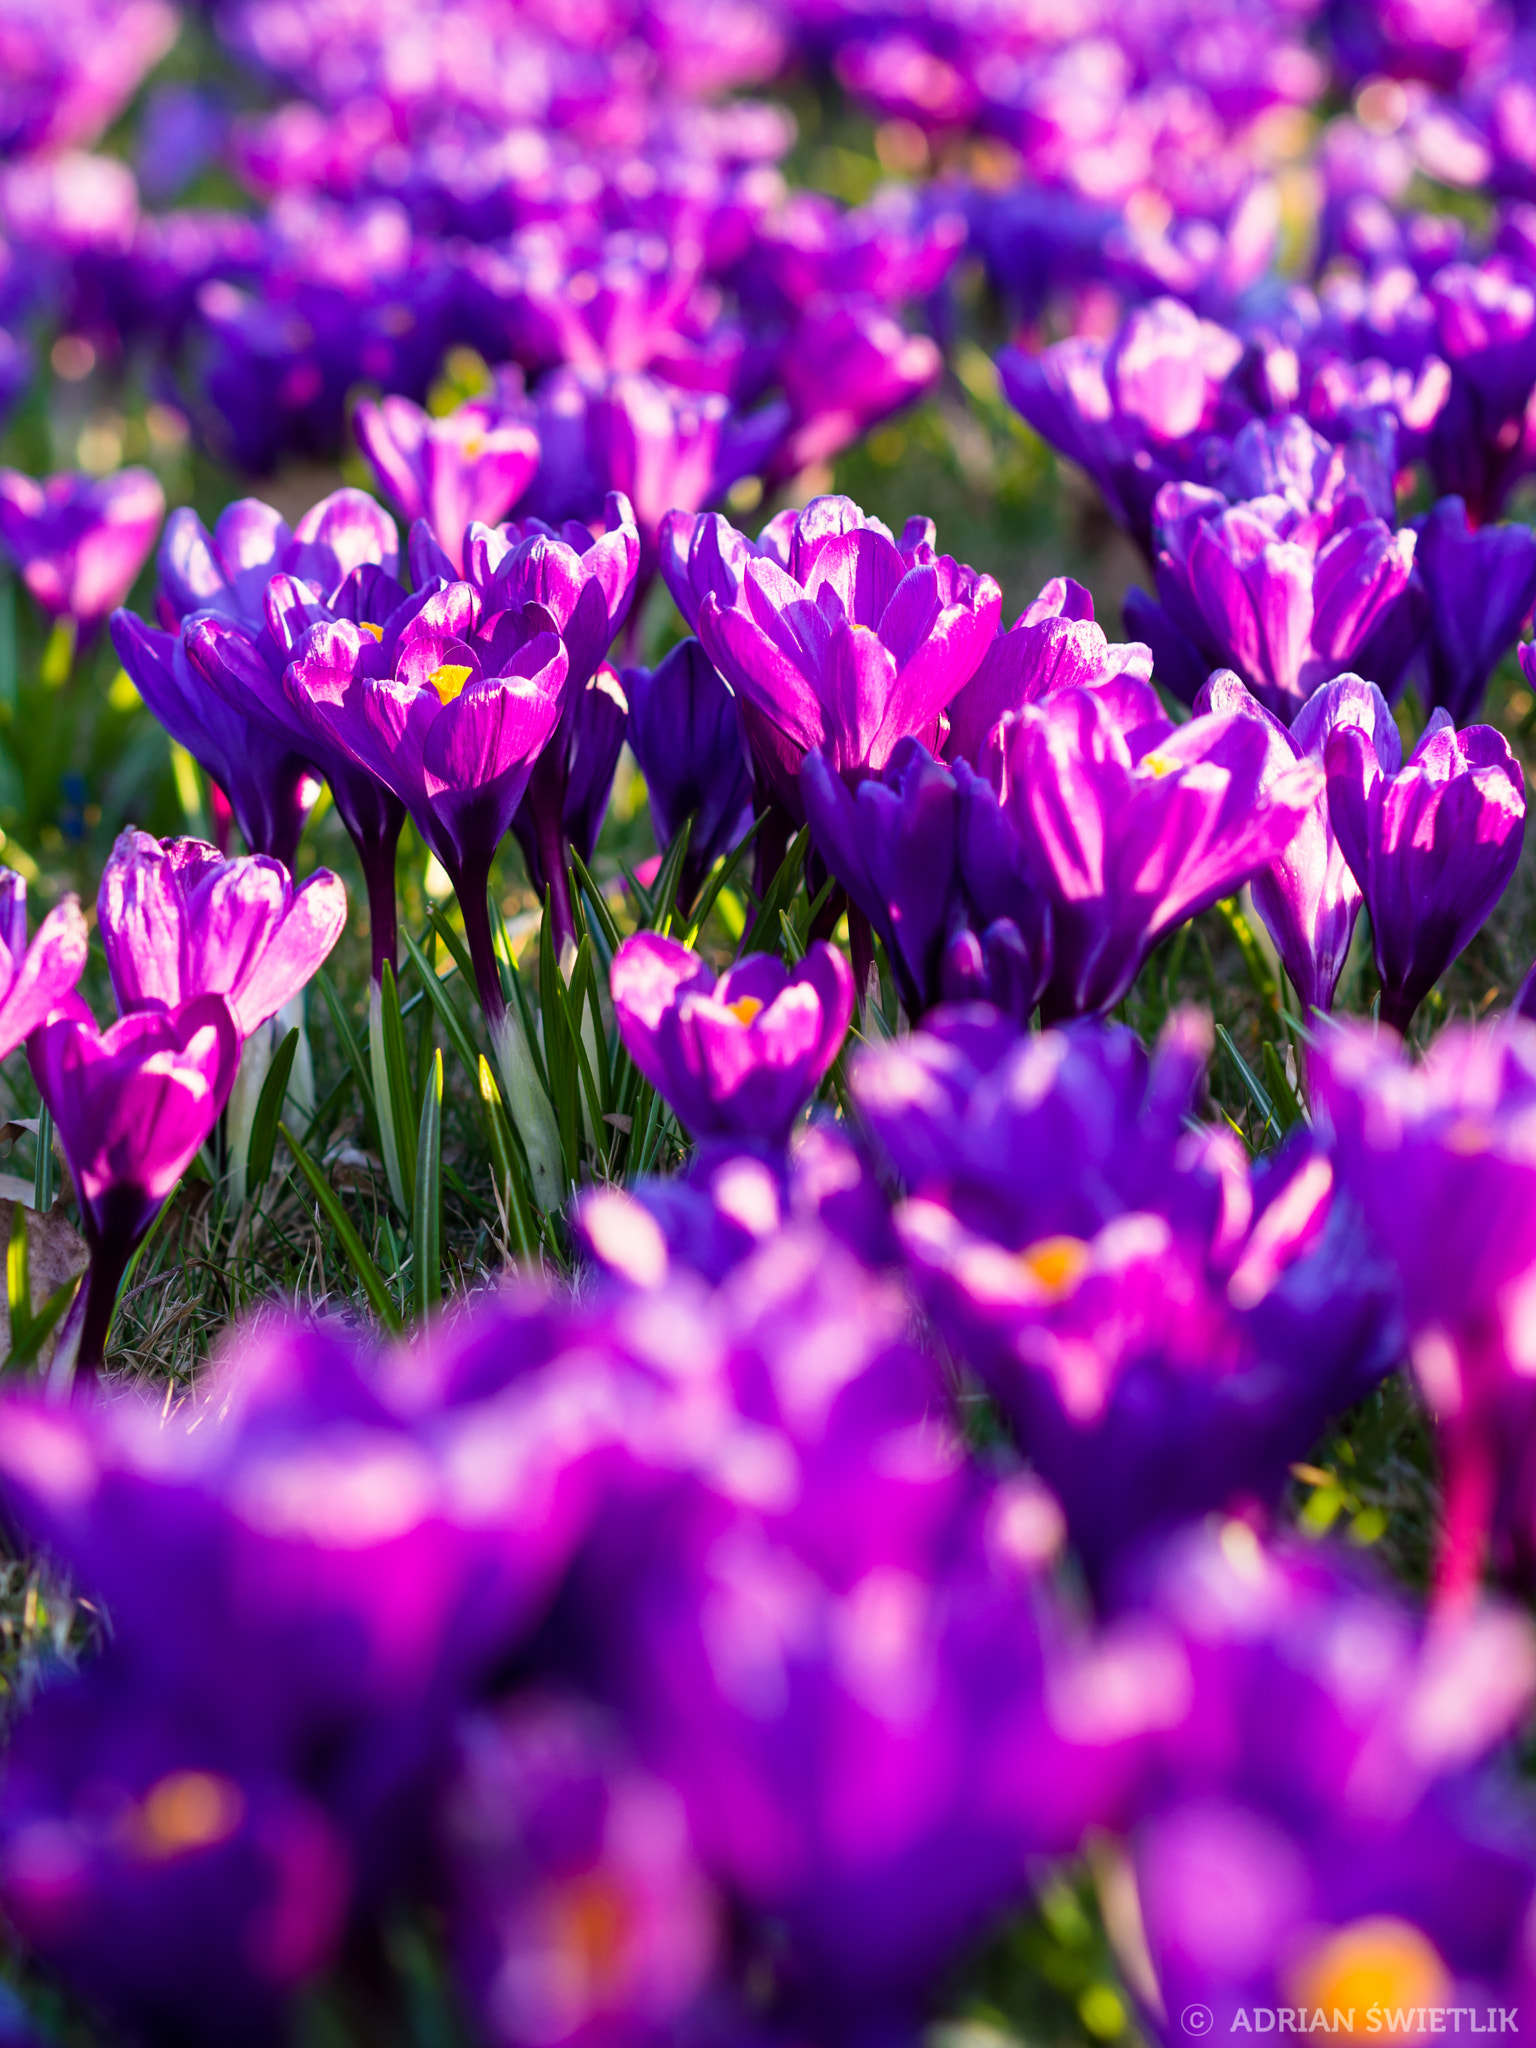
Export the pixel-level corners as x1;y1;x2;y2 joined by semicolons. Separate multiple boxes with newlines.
59;1239;135;1386
357;826;401;986
455;861;565;1211
534;801;577;961
1434;1424;1494;1610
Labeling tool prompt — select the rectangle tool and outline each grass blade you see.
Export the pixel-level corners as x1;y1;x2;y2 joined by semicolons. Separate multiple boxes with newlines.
31;1104;52;1212
317;969;378;1127
281;1123;402;1332
740;826;809;957
403;929;483;1087
1261;1039;1307;1130
378;960;419;1205
245;1027;300;1198
684;818;760;946
478;1056;539;1262
413;1049;444;1321
568;847;622;954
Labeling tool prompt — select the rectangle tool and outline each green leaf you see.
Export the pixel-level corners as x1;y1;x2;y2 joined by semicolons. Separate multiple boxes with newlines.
245;1028;301;1197
378;960;419;1203
739;826;809;956
568;847;623;954
1260;1039;1306;1131
426;907;476;990
31;1103;52;1212
403;929;483;1088
648;816;694;937
6;1198;30;1343
477;1056;539;1261
6;1199;82;1372
9;1273;81;1370
280;1123;402;1332
1215;1023;1277;1149
1213;896;1278;1009
683;818;760;947
317;969;378;1129
539;894;584;1181
413;1049;444;1321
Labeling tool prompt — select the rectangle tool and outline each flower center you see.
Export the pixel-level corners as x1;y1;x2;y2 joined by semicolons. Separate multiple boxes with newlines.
726;995;764;1025
427;663;473;705
137;1771;246;1857
1287;1916;1450;2024
359;621;384;641
1018;1235;1090;1296
1139;749;1176;777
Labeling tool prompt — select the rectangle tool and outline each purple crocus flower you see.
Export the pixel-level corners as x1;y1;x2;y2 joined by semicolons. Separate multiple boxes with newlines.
575;1229;1184;2044
999;297;1246;556
0;1663;351;2048
987;675;1323;1020
283;592;565;1025
0;874;88;1061
770;301;941;480
609;933;854;1146
181;491;409;978
1127;479;1418;721
1414;494;1536;724
1124;1523;1536;2043
439;1691;721;2048
420;491;640;957
111;611;323;872
1426;258;1536;522
1325;708;1525;1033
855;1010;1399;1583
97;830;346;1035
28;995;241;1374
111;488;402;878
1310;1018;1536;1598
799;736;1052;1023
516;365;787;575
1194;670;1395;1014
941;575;1153;771
575;1121;896;1289
0;1292;622;1787
622;639;753;912
692;494;1002;824
0;466;164;638
352;391;540;576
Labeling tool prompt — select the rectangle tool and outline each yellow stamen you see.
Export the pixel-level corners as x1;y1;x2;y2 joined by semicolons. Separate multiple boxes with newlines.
1287;1917;1450;2029
136;1771;245;1857
427;663;473;705
726;995;764;1025
359;621;384;642
556;1873;630;1989
1018;1235;1090;1297
1444;1116;1490;1155
1139;750;1176;777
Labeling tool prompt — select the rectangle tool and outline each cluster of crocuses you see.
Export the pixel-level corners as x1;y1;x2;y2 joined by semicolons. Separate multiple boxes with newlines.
0;831;344;1380
0;445;1533;2036
0;0;955;524
7;994;1536;2043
